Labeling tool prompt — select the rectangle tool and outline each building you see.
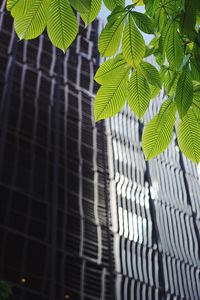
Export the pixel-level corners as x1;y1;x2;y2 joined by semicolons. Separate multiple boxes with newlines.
0;1;114;299
106;98;200;299
0;1;200;299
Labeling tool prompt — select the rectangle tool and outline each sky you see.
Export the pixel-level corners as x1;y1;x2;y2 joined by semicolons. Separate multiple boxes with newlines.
99;1;153;43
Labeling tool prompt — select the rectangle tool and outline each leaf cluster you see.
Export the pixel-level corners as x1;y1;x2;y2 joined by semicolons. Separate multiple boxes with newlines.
96;0;200;162
7;0;102;51
7;0;200;162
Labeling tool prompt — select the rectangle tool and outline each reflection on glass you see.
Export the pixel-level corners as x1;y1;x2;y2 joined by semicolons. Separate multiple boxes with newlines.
150;179;159;200
118;207;148;243
124;209;129;238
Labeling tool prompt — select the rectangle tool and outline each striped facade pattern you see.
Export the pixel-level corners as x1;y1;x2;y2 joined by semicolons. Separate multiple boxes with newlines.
0;1;200;299
106;85;200;299
0;2;114;299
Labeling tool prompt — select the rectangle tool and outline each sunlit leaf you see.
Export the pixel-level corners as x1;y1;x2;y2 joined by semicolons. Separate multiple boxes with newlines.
103;0;125;11
98;10;126;56
178;107;200;162
138;61;161;88
175;67;193;118
142;100;176;159
80;0;102;26
131;11;154;34
150;84;161;99
7;0;20;11
94;66;130;121
166;21;184;70
132;0;144;6
163;69;179;96
47;0;78;52
159;19;172;56
94;53;129;84
14;0;50;40
122;14;145;67
128;69;151;119
69;0;90;13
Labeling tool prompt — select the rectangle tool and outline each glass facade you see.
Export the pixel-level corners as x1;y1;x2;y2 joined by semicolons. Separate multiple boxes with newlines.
0;1;200;300
106;86;200;299
0;1;114;299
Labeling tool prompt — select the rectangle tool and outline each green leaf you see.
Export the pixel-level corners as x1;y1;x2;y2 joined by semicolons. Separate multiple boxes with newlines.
142;99;176;159
193;81;200;93
7;0;20;11
94;53;129;84
164;0;184;15
98;10;126;56
145;45;155;57
180;0;196;37
154;5;167;32
132;0;144;5
103;0;125;11
166;22;184;70
191;57;200;81
131;11;154;34
155;51;165;66
47;0;78;52
14;0;50;40
175;68;193;118
122;14;145;67
128;69;151;119
80;0;102;26
163;69;179;96
193;43;200;72
138;61;161;88
179;54;191;70
8;0;32;17
159;65;168;81
159;19;172;59
69;0;90;13
144;0;160;17
177;107;200;163
149;34;165;64
106;6;126;27
193;81;200;118
193;103;200;121
150;84;161;98
94;66;130;121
